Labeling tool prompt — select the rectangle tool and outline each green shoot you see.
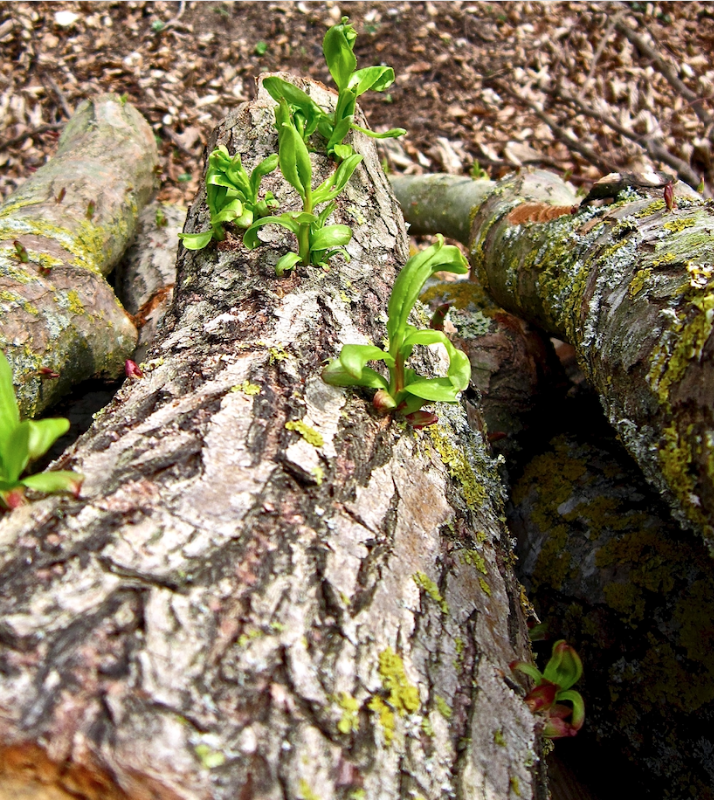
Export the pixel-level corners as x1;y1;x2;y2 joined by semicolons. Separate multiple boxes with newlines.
243;99;363;274
179;145;279;251
0;352;83;510
510;640;585;739
322;235;471;427
262;16;405;159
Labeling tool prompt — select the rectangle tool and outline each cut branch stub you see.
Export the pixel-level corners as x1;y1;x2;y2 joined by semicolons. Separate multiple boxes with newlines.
0;95;158;417
470;168;714;542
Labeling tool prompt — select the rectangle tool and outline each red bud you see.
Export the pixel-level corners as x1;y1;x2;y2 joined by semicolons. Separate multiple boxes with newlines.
430;303;450;331
3;488;27;509
38;367;60;379
524;681;558;713
405;410;439;429
372;389;397;414
664;182;676;211
125;359;144;379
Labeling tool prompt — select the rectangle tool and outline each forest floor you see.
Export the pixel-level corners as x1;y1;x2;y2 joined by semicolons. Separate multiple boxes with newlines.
2;3;714;799
2;1;714;204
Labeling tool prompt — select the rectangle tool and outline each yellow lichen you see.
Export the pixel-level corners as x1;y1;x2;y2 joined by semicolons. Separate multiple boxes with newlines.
628;268;651;298
368;696;396;745
428;424;486;507
413;571;449;614
285;419;324;448
435;695;452;719
377;647;420;716
66;290;85;315
336;692;360;734
663;218;696;233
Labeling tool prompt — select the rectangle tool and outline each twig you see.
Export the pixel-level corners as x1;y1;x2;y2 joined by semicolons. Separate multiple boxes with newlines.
582;11;626;94
43;74;74;119
615;18;714;133
0;123;64;151
492;80;618;176
163;0;186;30
552;84;701;188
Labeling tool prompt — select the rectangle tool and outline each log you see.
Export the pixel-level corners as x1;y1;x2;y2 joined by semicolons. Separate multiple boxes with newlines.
509;416;714;800
394;169;714;546
0;79;546;800
0;95;158;418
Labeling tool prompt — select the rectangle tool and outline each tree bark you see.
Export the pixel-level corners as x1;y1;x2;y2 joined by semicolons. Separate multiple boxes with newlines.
0;80;544;800
394;169;714;547
0;95;158;418
509;418;714;800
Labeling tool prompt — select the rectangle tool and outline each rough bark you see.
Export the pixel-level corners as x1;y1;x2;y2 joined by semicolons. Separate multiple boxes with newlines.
419;278;565;461
0;95;158;418
0;80;545;800
509;418;714;800
395;169;714;546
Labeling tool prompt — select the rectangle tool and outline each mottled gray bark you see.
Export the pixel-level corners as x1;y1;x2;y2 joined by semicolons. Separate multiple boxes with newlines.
509;422;714;800
396;169;714;547
0;95;158;418
0;80;544;800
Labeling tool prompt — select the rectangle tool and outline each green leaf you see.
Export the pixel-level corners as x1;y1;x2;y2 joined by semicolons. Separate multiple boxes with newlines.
313;154;363;205
21;470;83;495
322;361;389;390
0;422;30;483
349;66;395;96
557;689;585;730
26;418;69;461
510;661;544;683
323;17;357;90
310;224;352;253
339;343;395;378
387;235;468;344
402;378;460;403
544;641;583;690
332;144;354;161
275;251;302;276
262;78;324;133
351;123;406;139
250;153;279;198
276;100;312;200
243;215;300;249
212;198;244;224
0;352;20;444
178;230;214;250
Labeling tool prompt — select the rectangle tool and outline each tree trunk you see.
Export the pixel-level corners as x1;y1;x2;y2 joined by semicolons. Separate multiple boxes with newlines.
0;95;158;418
393;170;714;547
0;81;545;800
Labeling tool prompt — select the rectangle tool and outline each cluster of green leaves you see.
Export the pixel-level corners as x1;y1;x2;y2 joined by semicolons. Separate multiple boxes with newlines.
323;236;471;426
243;99;363;273
263;16;405;159
179;145;278;251
0;353;83;510
511;640;585;739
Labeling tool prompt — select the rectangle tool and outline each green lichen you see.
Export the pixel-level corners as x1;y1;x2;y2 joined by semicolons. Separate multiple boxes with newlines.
194;744;226;769
493;729;506;747
298;779;321;800
510;776;521;796
336;692;360;734
413;571;449;614
237;627;263;647
311;465;324;485
269;345;288;362
231;380;261;395
428;424;486;507
652;251;677;268
478;576;492;596
435;695;452;719
663;217;696;233
459;548;487;574
285;419;324;448
634;199;666;217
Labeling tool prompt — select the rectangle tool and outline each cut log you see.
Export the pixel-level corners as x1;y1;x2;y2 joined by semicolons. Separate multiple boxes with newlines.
510;418;714;800
394;169;714;546
0;95;158;418
0;79;545;800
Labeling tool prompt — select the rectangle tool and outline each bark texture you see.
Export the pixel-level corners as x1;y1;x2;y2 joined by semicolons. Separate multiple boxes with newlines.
509;421;714;800
0;95;158;418
396;169;714;545
0;80;544;800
